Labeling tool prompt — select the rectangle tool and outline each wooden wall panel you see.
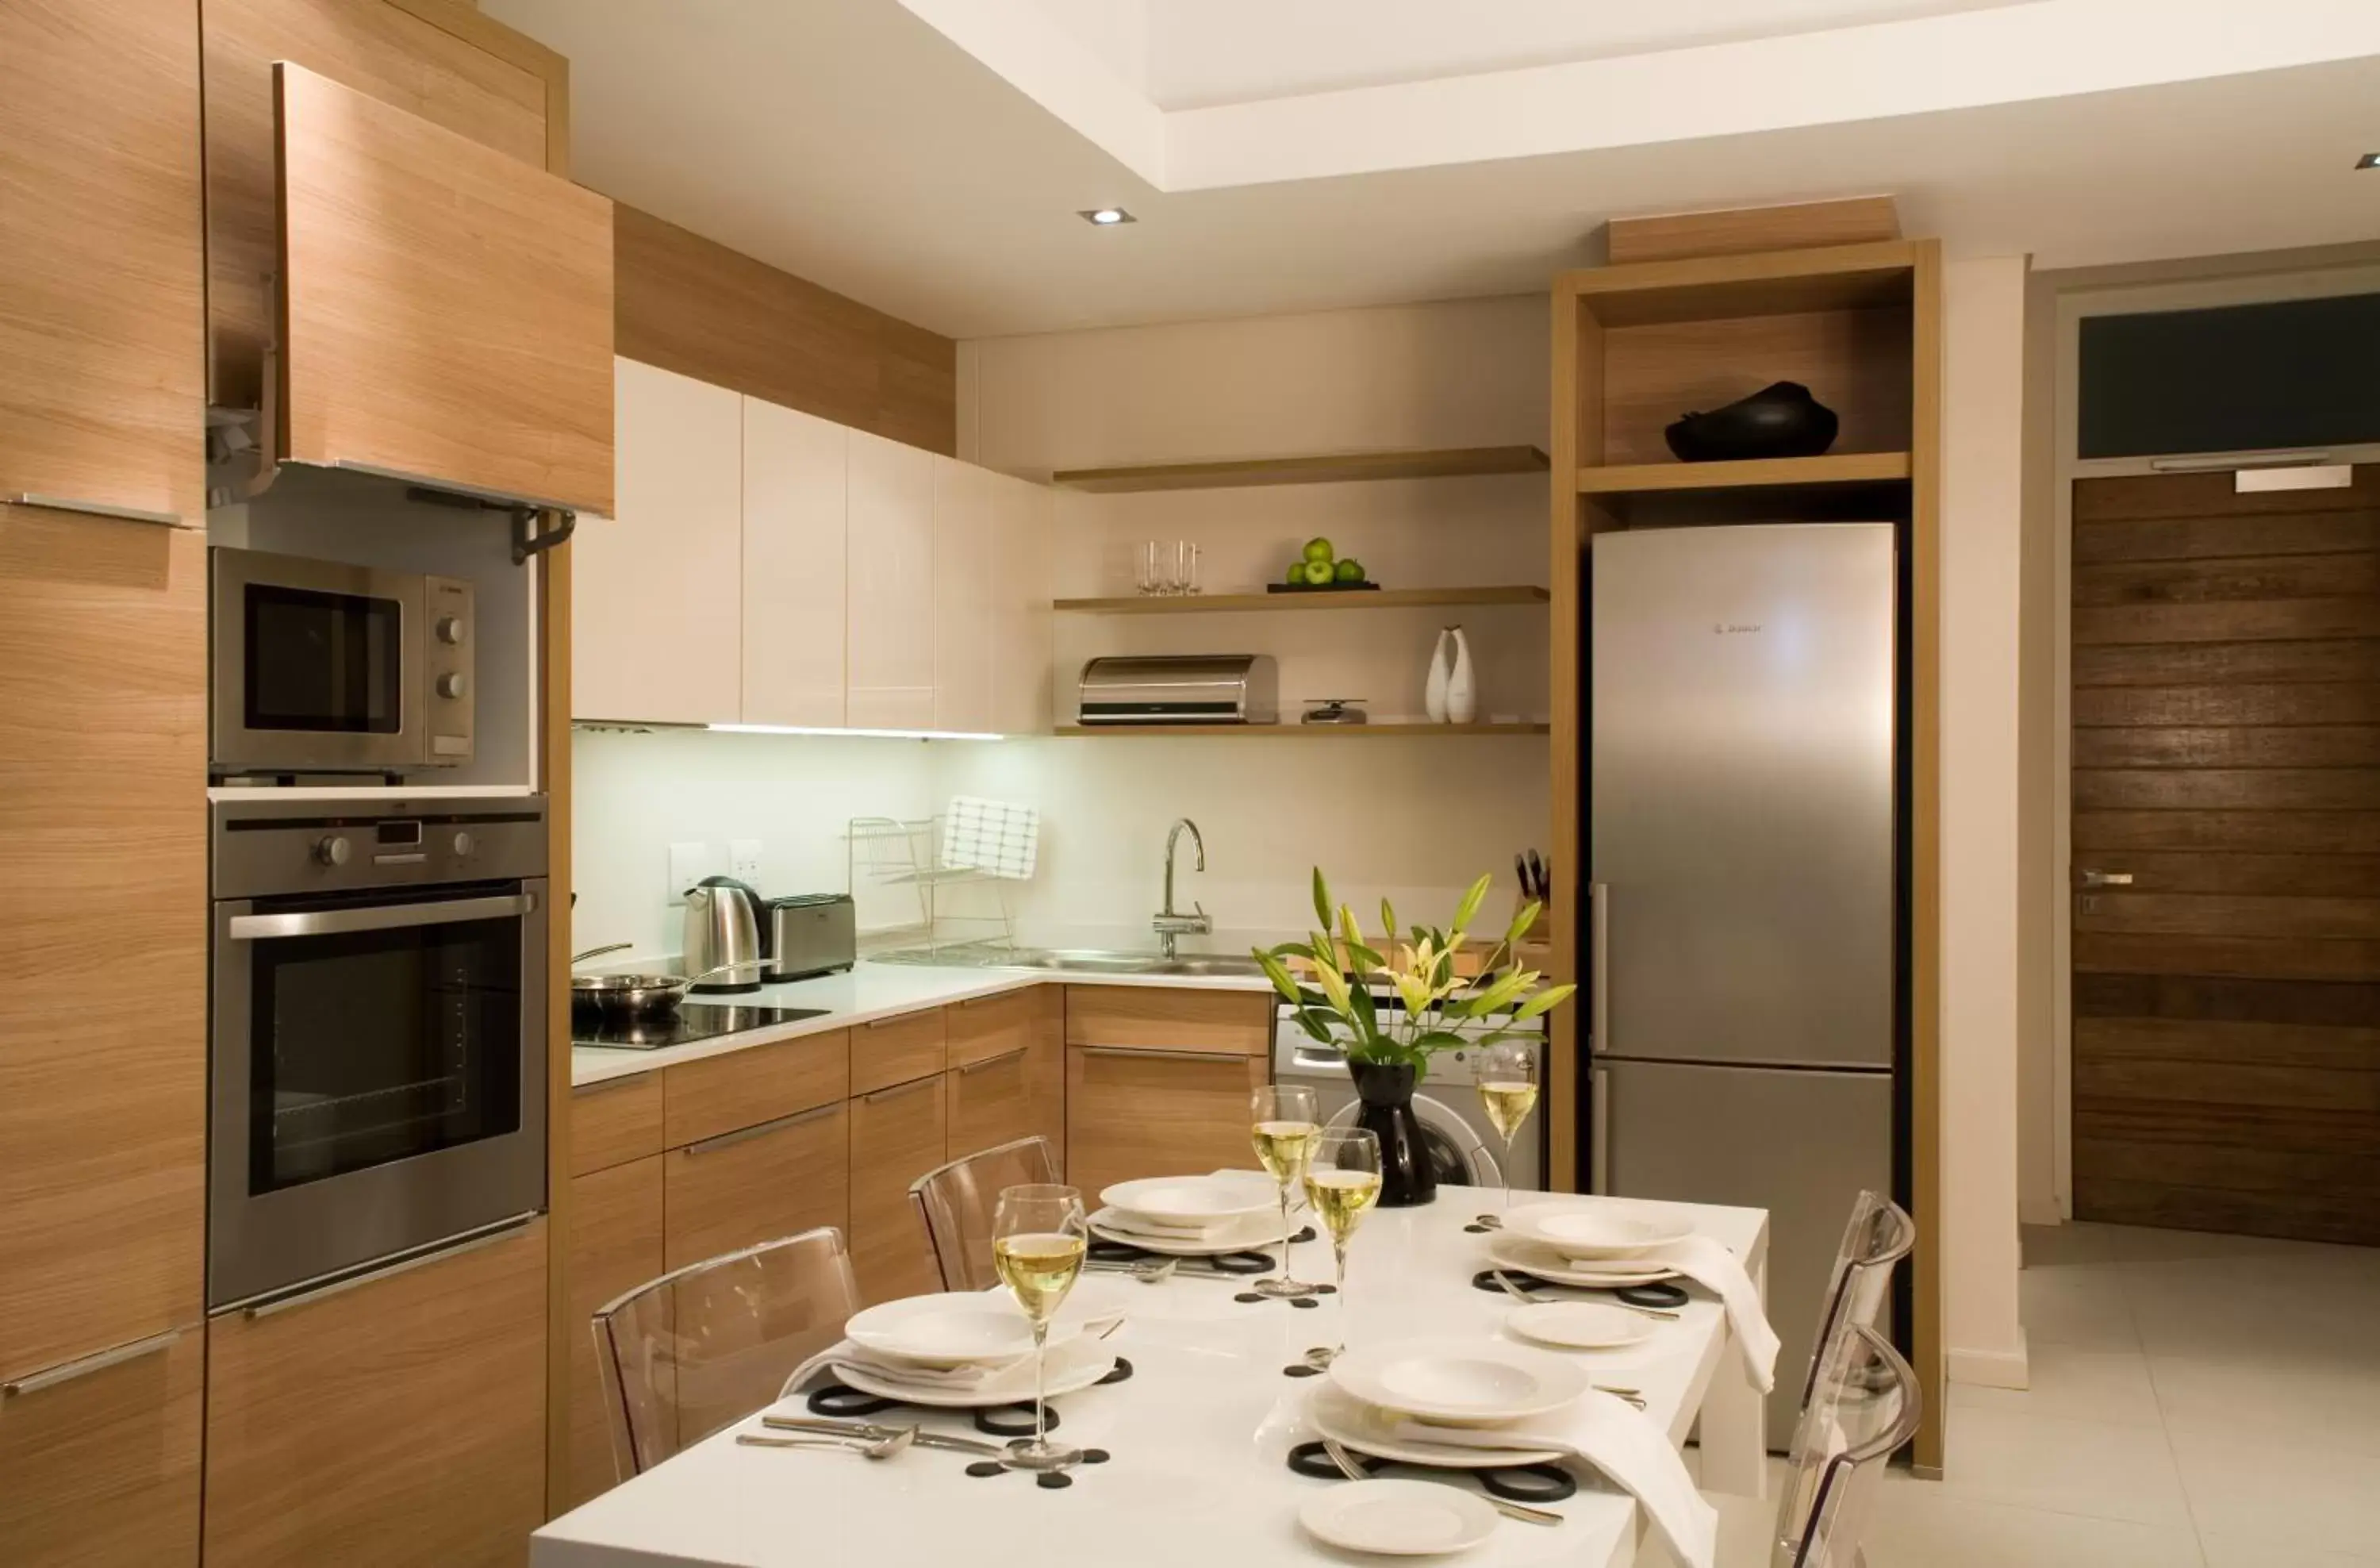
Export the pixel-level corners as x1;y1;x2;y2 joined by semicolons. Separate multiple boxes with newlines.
613;206;957;457
1604;198;1901;266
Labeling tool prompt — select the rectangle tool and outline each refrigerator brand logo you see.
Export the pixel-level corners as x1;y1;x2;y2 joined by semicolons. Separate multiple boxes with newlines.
1712;622;1763;635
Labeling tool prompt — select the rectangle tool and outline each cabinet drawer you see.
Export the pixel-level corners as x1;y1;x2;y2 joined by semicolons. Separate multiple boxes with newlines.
847;1075;946;1303
663;1103;849;1273
849;1009;946;1097
946;987;1038;1068
664;1029;848;1149
0;1325;202;1567
570;1071;663;1176
1065;1046;1267;1199
203;1217;546;1568
947;1036;1063;1177
564;1158;664;1511
1065;985;1272;1056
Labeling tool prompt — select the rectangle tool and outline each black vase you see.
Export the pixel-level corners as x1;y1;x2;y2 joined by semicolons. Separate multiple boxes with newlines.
1664;379;1840;463
1349;1059;1437;1207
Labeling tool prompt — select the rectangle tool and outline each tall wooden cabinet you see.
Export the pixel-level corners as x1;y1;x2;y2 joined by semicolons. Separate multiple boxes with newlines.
744;398;850;727
846;429;942;728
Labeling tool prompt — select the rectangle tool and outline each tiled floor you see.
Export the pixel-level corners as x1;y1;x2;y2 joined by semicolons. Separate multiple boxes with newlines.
1714;1220;2380;1566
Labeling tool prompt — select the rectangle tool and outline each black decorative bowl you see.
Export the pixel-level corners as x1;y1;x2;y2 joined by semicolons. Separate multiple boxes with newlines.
1664;380;1839;463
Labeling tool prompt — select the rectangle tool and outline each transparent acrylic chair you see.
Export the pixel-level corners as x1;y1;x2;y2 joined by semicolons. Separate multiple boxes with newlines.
1801;1190;1917;1413
907;1135;1059;1291
591;1226;860;1480
1772;1324;1922;1568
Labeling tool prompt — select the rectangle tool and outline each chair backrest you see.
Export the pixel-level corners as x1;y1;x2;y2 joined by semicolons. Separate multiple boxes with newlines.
1801;1190;1916;1413
907;1135;1059;1291
590;1226;859;1480
1772;1324;1922;1568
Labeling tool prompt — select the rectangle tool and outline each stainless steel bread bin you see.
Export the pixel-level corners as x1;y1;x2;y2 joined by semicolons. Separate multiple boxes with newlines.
1076;655;1279;725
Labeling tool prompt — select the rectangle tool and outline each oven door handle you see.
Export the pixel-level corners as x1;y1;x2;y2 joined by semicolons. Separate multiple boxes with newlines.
227;892;536;940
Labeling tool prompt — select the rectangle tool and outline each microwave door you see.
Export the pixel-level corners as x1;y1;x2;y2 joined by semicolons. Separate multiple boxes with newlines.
210;549;425;774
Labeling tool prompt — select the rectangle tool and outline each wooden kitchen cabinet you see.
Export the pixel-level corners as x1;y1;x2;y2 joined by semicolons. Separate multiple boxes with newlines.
577;358;743;724
947;989;1064;1170
1065;985;1274;1056
846;428;939;729
203;1218;547;1568
563;1158;664;1511
932;457;998;735
848;1075;949;1303
274;61;613;513
569;1070;665;1178
0;0;205;528
663;1104;850;1273
991;470;1055;736
0;1325;202;1567
1065;1046;1269;1197
664;1028;849;1148
850;1009;947;1097
743;397;850;727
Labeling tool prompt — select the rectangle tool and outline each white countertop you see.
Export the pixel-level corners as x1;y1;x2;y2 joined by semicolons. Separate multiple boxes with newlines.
570;959;1275;1087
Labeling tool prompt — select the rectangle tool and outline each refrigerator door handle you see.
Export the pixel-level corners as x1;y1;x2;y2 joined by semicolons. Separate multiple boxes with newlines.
1590;1066;1611;1195
1589;881;1610;1056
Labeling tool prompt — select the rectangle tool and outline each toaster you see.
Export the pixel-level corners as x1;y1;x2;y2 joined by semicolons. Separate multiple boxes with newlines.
765;894;857;982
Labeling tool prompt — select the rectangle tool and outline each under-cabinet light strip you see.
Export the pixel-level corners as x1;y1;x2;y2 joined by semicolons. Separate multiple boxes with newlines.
705;723;1004;741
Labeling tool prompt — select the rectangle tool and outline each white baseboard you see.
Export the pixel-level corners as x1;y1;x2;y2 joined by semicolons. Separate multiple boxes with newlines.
1947;1335;2031;1391
2018;1197;2063;1227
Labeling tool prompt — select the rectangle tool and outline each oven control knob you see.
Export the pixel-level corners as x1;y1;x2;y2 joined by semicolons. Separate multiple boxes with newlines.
436;672;468;700
452;832;475;858
436;616;465;646
313;835;351;868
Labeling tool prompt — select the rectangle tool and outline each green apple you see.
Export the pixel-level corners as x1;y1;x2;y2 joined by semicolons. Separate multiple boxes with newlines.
1287;561;1307;585
1334;558;1366;583
1301;559;1335;586
1302;536;1335;564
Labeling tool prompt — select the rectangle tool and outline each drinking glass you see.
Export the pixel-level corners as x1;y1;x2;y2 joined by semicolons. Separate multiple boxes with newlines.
1137;540;1164;596
1476;1040;1541;1224
1177;540;1202;596
1301;1127;1383;1367
991;1182;1089;1471
1249;1084;1322;1299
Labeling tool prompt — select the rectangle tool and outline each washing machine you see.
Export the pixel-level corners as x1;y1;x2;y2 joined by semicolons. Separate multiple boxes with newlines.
1270;1005;1545;1193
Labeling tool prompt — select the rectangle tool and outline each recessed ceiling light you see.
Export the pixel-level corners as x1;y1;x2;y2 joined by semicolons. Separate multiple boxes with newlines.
1079;206;1136;226
2360;152;2380;170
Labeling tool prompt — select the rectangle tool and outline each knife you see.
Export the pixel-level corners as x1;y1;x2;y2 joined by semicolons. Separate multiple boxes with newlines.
762;1414;1008;1458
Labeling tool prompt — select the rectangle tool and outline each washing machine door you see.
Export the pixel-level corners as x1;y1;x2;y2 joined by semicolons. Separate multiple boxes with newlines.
1327;1094;1499;1187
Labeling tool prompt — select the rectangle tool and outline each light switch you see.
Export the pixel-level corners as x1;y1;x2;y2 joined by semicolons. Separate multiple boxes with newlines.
667;842;716;905
730;839;765;883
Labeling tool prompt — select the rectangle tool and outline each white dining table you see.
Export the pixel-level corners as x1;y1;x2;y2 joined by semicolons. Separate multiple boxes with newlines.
532;1186;1770;1568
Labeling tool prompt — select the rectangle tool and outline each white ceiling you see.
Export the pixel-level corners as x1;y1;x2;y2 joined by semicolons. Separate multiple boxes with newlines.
483;0;2380;342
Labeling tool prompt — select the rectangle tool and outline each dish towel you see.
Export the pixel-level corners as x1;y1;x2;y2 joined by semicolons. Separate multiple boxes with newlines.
1387;1392;1718;1568
942;797;1039;880
1637;1235;1781;1394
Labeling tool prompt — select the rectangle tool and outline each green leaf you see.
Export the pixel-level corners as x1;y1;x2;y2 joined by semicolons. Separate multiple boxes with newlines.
1504;899;1541;947
1409;1029;1468;1053
1349;981;1378;1040
1453;873;1490;934
1253;951;1303;1005
1511;983;1579;1022
1293;1008;1334;1044
1311;867;1334;936
1265;940;1315;962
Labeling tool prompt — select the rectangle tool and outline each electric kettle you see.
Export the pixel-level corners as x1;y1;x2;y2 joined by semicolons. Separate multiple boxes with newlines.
681;876;766;993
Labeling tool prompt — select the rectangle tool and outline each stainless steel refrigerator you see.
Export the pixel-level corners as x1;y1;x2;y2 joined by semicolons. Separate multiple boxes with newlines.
1587;522;1898;1448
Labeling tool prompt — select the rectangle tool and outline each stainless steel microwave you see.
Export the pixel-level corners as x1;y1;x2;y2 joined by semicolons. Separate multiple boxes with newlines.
211;547;474;775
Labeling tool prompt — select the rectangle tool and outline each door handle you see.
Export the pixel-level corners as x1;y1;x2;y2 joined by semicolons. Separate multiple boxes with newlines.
2;1328;183;1397
4;491;182;528
1590;1067;1611;1197
1588;882;1610;1056
2076;870;2133;889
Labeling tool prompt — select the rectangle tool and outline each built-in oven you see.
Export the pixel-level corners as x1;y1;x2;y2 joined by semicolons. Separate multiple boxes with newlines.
208;794;546;1307
211;545;474;777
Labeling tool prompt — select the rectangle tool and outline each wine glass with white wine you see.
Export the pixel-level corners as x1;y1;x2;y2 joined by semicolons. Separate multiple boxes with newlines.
1476;1039;1541;1226
1300;1127;1383;1368
991;1183;1090;1472
1249;1084;1322;1299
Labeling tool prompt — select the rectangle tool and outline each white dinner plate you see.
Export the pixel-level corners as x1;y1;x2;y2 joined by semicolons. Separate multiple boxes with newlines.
1329;1336;1589;1428
1100;1172;1278;1224
1309;1382;1564;1470
844;1293;1084;1366
1299;1478;1499;1557
1503;1301;1659;1352
1487;1234;1679;1289
829;1347;1114;1409
1088;1207;1288;1256
1507;1204;1695;1262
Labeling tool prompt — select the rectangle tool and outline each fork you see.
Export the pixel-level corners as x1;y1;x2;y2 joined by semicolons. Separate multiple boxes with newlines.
1319;1437;1562;1527
1490;1268;1679;1320
1086;1255;1179;1284
736;1426;916;1461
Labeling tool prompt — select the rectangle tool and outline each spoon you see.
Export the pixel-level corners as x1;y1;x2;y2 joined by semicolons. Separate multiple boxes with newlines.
736;1426;916;1461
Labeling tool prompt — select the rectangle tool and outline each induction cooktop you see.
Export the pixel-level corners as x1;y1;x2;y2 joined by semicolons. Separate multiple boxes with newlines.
572;1002;829;1051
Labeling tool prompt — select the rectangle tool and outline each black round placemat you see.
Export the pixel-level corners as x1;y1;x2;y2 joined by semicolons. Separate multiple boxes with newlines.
1088;1225;1315;1277
806;1357;1134;1438
1469;1268;1689;1310
1286;1440;1576;1503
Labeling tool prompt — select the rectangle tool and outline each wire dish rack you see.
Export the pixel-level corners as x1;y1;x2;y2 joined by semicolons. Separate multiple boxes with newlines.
845;816;1021;955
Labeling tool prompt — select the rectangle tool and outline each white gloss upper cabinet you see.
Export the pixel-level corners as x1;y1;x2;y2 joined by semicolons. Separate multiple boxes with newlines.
932;458;996;736
575;359;742;724
990;471;1054;736
845;429;938;731
743;400;847;728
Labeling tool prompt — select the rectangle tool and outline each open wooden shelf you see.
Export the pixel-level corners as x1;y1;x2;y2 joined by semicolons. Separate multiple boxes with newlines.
1577;452;1912;494
1054;586;1550;614
1054;723;1550;738
1049;444;1549;494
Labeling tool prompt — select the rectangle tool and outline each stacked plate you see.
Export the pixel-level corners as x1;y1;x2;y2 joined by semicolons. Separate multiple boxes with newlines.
1311;1337;1591;1470
1486;1203;1695;1289
1088;1171;1285;1255
827;1292;1116;1407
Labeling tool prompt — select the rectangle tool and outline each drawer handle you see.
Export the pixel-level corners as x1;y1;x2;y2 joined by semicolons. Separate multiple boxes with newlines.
236;1213;538;1320
682;1100;840;1155
863;1075;939;1105
4;491;182;528
954;992;1014;1009
1079;1046;1238;1064
864;1013;928;1030
956;1045;1029;1074
2;1328;183;1397
574;1072;652;1098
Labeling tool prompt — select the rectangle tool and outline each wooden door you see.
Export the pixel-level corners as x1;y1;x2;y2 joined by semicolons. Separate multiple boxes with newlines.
848;1075;948;1303
562;1158;662;1511
204;1219;547;1568
0;517;206;1385
948;990;1064;1170
845;429;938;729
1065;1047;1268;1198
576;359;743;723
990;471;1055;736
0;0;205;528
274;61;612;513
662;1105;849;1273
743;397;849;726
0;1327;202;1566
2071;467;2380;1243
932;457;996;734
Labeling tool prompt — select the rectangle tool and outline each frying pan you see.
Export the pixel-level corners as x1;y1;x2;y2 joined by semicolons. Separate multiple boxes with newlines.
569;943;769;1023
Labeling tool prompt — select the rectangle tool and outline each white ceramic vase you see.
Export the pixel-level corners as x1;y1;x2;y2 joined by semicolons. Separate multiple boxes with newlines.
1445;625;1477;724
1424;628;1452;722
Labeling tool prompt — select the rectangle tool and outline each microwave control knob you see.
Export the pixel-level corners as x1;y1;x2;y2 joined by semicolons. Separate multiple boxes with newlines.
451;832;475;858
436;616;465;646
313;835;351;868
436;672;467;700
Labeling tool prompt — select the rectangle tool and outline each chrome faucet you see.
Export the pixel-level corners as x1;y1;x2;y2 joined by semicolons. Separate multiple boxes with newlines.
1154;817;1211;958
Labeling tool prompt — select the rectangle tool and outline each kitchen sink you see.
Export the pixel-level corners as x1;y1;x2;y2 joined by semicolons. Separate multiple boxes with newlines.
1000;949;1272;979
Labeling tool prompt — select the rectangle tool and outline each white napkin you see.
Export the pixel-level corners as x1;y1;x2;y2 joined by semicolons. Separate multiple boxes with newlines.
1632;1235;1779;1394
779;1332;1114;1404
1389;1393;1718;1568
